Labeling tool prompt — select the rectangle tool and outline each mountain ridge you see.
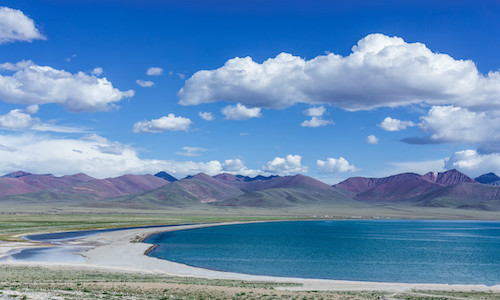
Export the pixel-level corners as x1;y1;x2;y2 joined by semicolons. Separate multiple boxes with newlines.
1;169;499;212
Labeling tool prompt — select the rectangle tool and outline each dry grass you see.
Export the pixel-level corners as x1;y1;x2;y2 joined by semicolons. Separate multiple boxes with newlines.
1;265;499;299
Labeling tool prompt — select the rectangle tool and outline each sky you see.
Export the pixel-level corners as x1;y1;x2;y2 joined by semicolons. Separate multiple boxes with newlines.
0;0;500;183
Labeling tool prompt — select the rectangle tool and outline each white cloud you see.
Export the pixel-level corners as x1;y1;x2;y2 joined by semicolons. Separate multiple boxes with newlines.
178;33;500;112
92;67;103;76
262;154;308;175
177;73;186;79
0;106;84;133
300;116;334;127
136;79;154;87
24;104;39;114
317;157;360;173
221;159;245;171
378;117;415;131
146;67;163;76
0;60;33;71
198;111;215;121
0;108;37;130
417;105;500;145
221;103;261;120
367;135;379;144
176;146;207;157
301;106;333;127
133;113;192;133
221;159;260;177
0;61;134;112
0;133;265;179
0;7;46;44
444;150;500;177
0;133;229;179
304;106;326;117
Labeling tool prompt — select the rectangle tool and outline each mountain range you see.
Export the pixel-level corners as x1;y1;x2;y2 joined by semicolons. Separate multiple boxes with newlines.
1;169;500;212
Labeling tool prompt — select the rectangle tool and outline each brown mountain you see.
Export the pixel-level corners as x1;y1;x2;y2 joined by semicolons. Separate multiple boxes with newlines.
100;173;245;209
333;169;500;210
0;171;169;200
66;174;169;198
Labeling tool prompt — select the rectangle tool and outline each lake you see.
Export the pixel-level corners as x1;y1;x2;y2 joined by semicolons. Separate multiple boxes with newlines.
144;220;500;285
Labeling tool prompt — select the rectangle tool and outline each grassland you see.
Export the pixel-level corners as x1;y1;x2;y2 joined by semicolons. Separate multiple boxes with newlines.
1;265;499;299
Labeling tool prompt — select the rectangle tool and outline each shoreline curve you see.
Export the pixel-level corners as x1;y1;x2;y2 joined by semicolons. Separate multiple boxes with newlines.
1;220;500;293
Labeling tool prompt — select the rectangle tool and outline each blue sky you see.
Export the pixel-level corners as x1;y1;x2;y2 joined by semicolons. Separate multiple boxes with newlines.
0;0;500;182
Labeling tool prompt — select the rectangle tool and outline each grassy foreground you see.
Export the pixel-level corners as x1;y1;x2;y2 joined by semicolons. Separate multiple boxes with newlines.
1;265;499;300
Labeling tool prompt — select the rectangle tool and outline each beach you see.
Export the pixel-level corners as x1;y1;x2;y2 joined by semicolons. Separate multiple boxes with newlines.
1;221;500;293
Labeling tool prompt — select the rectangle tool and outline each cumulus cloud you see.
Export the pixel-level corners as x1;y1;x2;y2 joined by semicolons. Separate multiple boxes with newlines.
262;154;308;175
0;133;266;179
221;103;261;120
0;7;46;44
178;33;500;112
136;79;154;87
146;67;163;76
0;60;33;71
317;157;360;173
24;104;39;114
444;150;500;177
301;105;333;127
92;67;103;76
0;61;134;112
0;108;38;130
198;111;215;121
301;117;334;127
400;105;500;154
132;113;192;133
0;133;231;178
221;159;260;177
221;159;245;171
378;117;415;131
367;135;379;144
0;106;84;133
417;105;500;145
176;146;207;157
304;106;326;117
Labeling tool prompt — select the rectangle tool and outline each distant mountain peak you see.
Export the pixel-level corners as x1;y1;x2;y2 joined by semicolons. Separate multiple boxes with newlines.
154;171;177;182
190;172;212;180
213;173;242;182
435;169;476;185
422;171;438;182
2;171;32;178
475;172;500;185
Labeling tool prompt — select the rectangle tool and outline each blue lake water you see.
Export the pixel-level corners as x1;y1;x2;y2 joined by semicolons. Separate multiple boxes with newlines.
144;220;500;285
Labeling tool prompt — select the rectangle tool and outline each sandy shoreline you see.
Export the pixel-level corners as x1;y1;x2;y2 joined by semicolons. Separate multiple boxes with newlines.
1;221;500;293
